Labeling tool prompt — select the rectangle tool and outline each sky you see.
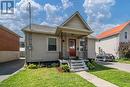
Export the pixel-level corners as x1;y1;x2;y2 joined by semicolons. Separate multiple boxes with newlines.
0;0;130;37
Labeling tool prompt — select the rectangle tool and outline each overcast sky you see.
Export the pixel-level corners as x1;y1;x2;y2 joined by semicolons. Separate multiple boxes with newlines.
0;0;130;36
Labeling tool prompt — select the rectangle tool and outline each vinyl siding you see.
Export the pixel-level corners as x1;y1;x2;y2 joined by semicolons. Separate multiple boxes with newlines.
63;15;88;30
96;35;119;58
26;33;59;62
119;24;130;42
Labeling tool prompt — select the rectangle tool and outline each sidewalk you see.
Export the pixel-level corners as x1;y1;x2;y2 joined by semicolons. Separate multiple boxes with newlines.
76;71;118;87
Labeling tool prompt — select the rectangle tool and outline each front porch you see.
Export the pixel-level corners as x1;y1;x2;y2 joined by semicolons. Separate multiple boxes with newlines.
57;27;91;60
56;26;91;72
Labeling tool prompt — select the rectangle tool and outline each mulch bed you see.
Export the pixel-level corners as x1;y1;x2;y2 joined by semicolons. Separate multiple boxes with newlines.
56;67;63;73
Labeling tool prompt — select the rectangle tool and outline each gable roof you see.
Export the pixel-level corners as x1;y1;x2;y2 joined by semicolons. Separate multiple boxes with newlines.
96;21;130;39
60;11;93;32
0;25;20;37
22;11;94;35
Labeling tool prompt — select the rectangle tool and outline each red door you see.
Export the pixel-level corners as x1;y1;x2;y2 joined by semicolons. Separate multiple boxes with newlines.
69;39;76;57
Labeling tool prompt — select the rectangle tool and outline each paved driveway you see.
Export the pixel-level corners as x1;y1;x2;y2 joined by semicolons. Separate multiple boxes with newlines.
98;61;130;73
0;59;25;82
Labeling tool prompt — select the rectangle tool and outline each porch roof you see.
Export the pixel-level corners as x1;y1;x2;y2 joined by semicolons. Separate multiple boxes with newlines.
56;26;93;36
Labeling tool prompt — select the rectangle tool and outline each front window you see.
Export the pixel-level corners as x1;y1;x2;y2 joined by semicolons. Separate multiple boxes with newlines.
79;39;85;51
125;32;127;39
48;38;57;51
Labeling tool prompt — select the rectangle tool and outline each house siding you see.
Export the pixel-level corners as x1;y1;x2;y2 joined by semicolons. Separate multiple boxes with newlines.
88;39;96;58
119;24;130;42
96;35;119;58
63;15;88;30
26;33;60;62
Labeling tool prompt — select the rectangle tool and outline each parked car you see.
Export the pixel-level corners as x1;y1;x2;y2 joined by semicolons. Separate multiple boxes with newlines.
96;54;115;62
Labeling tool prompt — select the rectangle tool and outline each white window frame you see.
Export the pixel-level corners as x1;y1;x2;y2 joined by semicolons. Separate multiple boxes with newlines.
125;32;127;39
79;39;84;52
47;37;57;52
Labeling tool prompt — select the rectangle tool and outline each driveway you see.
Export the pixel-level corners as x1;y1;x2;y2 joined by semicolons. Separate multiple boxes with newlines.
98;61;130;73
0;58;25;82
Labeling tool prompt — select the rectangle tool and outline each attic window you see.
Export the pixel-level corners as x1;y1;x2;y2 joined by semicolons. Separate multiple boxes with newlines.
125;32;127;39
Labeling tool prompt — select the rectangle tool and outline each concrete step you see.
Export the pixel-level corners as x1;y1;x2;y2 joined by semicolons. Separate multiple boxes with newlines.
70;60;83;63
71;63;84;66
71;68;88;72
69;59;88;72
71;65;87;69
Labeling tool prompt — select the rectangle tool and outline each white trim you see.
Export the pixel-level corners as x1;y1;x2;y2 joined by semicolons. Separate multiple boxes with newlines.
79;39;85;52
47;37;58;52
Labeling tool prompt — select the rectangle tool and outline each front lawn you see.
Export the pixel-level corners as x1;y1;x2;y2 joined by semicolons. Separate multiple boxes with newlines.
89;64;130;87
0;68;95;87
116;58;130;64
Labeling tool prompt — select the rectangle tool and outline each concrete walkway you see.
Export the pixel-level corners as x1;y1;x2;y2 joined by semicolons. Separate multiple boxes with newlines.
98;61;130;73
0;58;25;82
76;71;118;87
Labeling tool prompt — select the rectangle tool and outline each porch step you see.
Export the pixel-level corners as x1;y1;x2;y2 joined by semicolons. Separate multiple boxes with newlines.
71;68;88;72
71;63;84;66
69;59;88;72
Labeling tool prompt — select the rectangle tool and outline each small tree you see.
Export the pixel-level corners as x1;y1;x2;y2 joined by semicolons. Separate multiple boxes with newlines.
118;42;130;58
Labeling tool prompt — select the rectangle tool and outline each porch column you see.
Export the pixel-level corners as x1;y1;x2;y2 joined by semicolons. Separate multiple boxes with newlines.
83;37;88;59
61;32;63;59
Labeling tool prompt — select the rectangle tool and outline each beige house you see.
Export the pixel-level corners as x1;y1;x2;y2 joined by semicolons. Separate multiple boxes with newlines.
22;11;96;64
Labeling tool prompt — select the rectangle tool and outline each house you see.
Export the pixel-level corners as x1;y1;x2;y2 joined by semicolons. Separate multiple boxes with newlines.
22;11;96;64
0;25;20;63
96;21;130;58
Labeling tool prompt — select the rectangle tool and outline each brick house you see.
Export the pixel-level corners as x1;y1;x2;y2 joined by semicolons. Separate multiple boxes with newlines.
0;25;20;63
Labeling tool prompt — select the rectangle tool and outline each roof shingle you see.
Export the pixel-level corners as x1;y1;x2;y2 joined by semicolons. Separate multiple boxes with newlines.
96;21;130;39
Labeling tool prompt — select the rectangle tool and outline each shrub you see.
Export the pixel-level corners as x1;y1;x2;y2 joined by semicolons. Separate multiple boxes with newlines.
90;60;96;66
125;51;130;58
86;62;95;70
61;64;70;72
28;64;38;69
85;60;96;70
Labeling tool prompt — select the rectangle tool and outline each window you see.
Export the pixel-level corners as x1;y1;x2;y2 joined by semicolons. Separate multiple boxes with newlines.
79;40;85;51
28;34;32;40
20;42;25;47
125;32;127;39
48;38;57;51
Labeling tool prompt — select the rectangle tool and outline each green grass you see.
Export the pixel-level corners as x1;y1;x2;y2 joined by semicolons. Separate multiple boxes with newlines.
116;58;130;64
0;68;95;87
89;64;130;87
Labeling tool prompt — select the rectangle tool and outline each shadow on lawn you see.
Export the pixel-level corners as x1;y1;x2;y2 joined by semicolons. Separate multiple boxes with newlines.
89;63;113;72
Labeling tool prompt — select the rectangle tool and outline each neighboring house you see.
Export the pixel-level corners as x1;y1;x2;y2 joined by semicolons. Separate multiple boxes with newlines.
0;25;20;63
96;21;130;58
22;11;96;63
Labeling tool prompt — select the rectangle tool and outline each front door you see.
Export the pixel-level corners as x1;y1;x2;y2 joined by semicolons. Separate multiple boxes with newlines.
69;39;76;57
